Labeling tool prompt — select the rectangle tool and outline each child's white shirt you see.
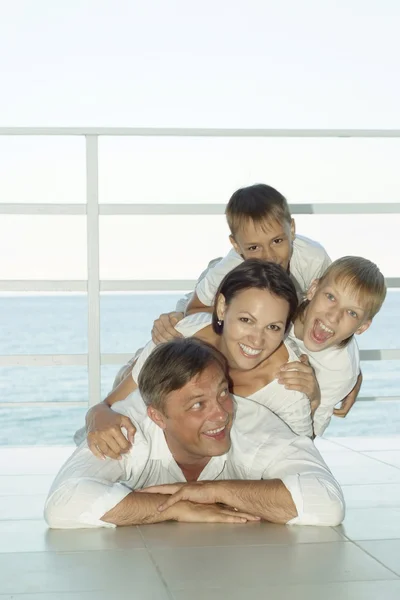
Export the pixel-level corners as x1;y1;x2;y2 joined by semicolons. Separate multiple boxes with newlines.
195;235;331;305
288;326;360;436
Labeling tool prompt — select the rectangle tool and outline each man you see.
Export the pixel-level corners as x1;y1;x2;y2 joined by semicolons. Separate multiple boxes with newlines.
45;338;344;529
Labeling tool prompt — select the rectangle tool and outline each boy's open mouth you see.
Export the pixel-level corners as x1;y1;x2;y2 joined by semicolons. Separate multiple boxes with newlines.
311;319;334;344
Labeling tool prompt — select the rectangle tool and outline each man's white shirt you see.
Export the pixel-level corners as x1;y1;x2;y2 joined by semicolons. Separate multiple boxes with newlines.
45;394;344;529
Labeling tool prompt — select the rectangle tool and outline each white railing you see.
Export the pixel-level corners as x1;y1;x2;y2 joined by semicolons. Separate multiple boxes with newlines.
1;128;399;407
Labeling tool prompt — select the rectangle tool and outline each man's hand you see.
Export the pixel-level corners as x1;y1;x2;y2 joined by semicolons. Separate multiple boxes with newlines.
277;354;321;414
141;481;225;511
151;311;184;344
333;372;363;418
86;403;136;460
175;501;259;524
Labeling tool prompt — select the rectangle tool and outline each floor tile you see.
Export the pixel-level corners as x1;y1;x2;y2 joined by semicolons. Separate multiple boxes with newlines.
342;483;400;508
0;550;169;596
358;540;400;576
322;453;400;484
171;580;400;600
0;475;54;496
0;520;145;553
322;452;392;468
139;521;345;548
314;438;349;453
337;508;400;540
152;542;396;591
331;437;400;452
0;447;74;475
363;451;400;468
0;495;46;520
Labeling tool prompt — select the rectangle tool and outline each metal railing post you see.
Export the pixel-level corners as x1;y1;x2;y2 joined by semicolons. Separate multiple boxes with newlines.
86;135;101;406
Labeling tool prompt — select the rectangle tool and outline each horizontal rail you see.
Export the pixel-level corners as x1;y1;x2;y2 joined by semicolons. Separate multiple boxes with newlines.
1;203;400;216
0;281;87;292
1;128;400;137
1;278;399;292
1;349;399;367
0;401;87;408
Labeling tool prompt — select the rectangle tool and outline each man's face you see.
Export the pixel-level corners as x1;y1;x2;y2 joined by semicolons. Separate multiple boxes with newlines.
149;363;234;464
230;218;295;271
301;275;372;352
216;287;289;370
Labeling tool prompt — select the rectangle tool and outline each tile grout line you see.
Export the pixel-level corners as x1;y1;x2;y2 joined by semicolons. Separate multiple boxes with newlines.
350;538;400;579
137;526;175;600
334;528;400;579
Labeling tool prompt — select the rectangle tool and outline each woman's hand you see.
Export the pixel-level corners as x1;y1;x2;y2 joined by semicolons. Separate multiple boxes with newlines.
277;354;321;414
85;403;136;460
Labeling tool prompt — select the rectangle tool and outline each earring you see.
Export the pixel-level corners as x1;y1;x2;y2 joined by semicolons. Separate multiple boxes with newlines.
217;319;223;327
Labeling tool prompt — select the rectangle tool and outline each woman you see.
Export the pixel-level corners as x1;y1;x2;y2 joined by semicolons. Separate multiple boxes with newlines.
85;260;317;459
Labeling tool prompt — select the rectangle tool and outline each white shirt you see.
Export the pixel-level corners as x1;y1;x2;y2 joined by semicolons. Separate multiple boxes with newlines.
44;394;344;529
195;235;331;305
288;326;360;436
132;313;312;437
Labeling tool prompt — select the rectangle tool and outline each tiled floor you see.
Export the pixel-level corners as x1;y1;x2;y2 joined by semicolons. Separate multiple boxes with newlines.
1;438;400;599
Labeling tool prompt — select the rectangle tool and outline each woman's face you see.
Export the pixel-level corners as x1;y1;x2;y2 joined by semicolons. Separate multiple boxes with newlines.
216;287;289;370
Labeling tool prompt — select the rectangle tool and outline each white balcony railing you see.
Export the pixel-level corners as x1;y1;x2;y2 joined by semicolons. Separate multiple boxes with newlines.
1;128;399;407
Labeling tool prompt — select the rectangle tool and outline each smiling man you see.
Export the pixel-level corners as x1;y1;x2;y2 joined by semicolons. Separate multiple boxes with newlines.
45;338;344;529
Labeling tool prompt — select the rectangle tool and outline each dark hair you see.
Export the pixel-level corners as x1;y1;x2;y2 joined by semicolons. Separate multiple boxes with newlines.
225;184;292;237
138;338;229;414
212;259;298;334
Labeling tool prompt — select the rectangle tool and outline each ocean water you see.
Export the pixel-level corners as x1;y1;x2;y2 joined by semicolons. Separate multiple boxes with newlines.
0;291;399;446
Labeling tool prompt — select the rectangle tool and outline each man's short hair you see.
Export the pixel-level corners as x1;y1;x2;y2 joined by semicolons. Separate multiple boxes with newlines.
225;183;292;237
137;338;229;414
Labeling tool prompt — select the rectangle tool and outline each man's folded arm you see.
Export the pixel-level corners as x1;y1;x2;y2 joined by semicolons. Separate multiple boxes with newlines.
211;437;344;527
101;492;184;526
44;445;134;529
213;479;297;524
263;436;345;526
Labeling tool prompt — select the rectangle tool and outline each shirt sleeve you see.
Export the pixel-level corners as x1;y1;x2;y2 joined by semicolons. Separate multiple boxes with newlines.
175;292;193;313
312;249;332;279
261;436;345;526
44;444;134;529
195;250;243;305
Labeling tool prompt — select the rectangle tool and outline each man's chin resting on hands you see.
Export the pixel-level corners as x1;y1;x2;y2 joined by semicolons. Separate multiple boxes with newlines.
44;338;345;529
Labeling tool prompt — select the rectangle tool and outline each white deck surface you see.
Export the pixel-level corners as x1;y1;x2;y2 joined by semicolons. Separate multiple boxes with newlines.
1;436;400;599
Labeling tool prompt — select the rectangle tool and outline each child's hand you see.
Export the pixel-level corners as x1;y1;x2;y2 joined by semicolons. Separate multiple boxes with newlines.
86;404;136;460
278;354;321;414
151;311;184;344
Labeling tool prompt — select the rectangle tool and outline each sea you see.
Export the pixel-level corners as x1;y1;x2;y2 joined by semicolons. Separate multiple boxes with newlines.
0;291;399;446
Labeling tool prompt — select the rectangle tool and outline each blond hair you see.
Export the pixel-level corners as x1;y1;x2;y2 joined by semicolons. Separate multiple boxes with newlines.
318;256;386;319
297;256;386;347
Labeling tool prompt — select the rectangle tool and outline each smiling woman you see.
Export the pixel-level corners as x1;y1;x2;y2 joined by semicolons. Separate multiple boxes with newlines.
83;260;317;459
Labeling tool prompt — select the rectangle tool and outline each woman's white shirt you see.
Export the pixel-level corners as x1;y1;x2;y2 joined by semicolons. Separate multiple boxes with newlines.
132;313;312;437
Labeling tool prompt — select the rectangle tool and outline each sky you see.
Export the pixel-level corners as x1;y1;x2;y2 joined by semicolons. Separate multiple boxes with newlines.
0;1;399;280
